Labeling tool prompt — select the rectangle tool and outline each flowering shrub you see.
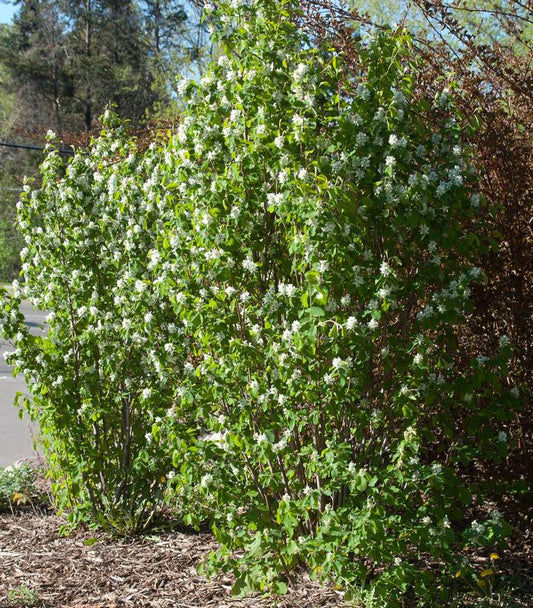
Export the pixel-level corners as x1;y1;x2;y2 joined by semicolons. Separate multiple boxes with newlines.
0;119;197;532
152;0;516;603
0;0;519;603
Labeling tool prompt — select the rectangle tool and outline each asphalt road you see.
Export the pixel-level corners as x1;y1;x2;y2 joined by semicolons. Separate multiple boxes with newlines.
0;299;46;466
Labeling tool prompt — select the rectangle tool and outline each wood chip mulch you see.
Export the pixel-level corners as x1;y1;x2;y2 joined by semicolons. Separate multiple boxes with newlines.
1;508;532;608
0;512;348;608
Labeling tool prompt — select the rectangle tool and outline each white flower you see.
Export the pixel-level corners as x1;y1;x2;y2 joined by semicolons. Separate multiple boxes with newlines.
298;167;307;179
230;206;240;220
497;431;507;442
374;107;386;121
217;55;229;67
413;353;423;365
356;84;370;100
292;114;304;128
229;109;241;122
393;90;406;105
436;182;448;197
278;170;288;184
242;256;257;272
332;357;344;370
293;62;307;81
380;261;392;276
470;193;480;207
389;134;399;146
135;280;146;293
274;135;284;149
471;520;485;536
141;388;152;400
367;318;378;331
345;316;358;330
279;283;297;298
499;335;510;347
53;375;63;387
250;324;262;336
177;78;189;95
254;432;269;445
303;92;315;106
201;430;227;445
385;155;396;168
200;473;213;488
267;192;283;207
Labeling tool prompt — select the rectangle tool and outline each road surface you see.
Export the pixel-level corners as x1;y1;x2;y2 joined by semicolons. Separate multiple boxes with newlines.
0;299;46;467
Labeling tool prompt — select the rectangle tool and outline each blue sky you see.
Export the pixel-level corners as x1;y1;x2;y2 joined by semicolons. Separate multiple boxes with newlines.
0;2;16;25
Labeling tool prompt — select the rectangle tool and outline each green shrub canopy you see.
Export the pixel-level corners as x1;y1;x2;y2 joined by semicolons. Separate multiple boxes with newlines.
0;0;517;604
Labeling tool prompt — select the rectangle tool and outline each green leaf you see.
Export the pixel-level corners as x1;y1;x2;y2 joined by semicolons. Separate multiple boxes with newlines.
83;537;99;546
231;574;251;597
356;477;367;492
248;533;263;557
272;580;288;595
306;307;325;317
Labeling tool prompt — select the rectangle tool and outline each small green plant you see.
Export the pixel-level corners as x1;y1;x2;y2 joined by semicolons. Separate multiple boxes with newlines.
452;552;523;606
6;584;40;607
0;462;37;509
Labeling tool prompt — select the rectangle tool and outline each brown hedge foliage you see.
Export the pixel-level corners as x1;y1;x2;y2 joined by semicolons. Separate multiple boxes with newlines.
300;1;532;494
416;1;533;497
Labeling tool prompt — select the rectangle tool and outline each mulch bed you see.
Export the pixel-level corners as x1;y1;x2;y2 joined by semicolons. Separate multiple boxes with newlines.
0;511;347;608
1;507;532;607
